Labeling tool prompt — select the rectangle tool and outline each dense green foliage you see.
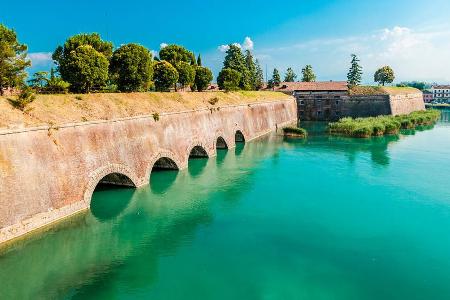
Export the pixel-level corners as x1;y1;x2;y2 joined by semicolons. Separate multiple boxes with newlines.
301;65;316;82
0;24;30;95
396;81;430;91
347;54;363;86
374;66;395;86
284;67;297;82
159;44;195;66
53;33;112;93
194;66;213;91
217;68;241;91
176;61;196;90
221;45;251;90
283;126;308;138
64;45;109;93
272;68;281;87
153;61;178;92
329;110;441;138
110;43;153;92
254;60;264;90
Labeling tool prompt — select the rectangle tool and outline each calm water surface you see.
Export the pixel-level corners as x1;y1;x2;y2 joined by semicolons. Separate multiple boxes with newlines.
1;109;450;300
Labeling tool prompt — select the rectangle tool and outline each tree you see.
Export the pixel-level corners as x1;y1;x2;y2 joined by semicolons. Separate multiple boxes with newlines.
159;44;195;66
347;54;363;86
0;24;31;95
374;66;395;86
272;68;281;87
52;33;112;92
176;61;196;90
153;61;178;92
254;59;264;90
63;45;109;93
28;71;49;90
217;68;241;91
197;54;202;66
194;66;213;91
396;81;430;91
301;65;316;82
245;50;257;90
284;67;297;82
222;44;251;90
110;43;153;92
46;68;70;93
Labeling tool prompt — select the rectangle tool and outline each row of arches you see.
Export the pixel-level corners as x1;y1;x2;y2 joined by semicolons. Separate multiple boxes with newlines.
91;130;246;203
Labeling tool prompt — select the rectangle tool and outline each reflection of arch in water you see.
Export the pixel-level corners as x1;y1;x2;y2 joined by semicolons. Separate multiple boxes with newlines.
235;130;246;143
84;164;140;207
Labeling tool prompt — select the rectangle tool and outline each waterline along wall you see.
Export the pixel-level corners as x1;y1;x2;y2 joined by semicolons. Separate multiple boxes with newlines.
0;98;297;244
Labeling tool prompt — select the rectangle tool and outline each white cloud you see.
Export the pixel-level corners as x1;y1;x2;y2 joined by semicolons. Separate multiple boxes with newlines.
160;43;168;49
28;52;53;66
242;37;254;50
150;50;158;58
218;37;254;52
256;25;450;83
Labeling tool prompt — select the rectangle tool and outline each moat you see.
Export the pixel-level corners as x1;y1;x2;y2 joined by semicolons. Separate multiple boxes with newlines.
1;109;449;300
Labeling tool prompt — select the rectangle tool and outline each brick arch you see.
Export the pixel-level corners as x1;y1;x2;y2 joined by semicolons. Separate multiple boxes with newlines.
234;128;247;143
83;163;140;206
214;129;232;148
145;149;184;179
186;138;213;161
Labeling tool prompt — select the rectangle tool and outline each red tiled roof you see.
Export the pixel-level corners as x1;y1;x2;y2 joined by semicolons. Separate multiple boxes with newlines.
273;81;348;92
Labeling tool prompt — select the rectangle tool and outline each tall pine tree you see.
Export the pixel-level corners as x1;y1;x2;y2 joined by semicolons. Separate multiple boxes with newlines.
284;67;297;82
221;44;251;90
254;59;264;90
347;54;363;86
245;50;257;90
197;54;202;66
272;68;281;87
301;65;316;82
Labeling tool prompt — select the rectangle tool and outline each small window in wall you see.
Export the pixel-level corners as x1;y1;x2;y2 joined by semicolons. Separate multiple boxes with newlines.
336;100;340;105
316;100;322;105
317;111;322;116
300;100;305;105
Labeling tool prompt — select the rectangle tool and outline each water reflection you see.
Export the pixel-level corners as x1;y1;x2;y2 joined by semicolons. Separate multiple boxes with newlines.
150;170;178;194
216;149;228;166
188;158;208;178
90;186;134;221
235;143;245;156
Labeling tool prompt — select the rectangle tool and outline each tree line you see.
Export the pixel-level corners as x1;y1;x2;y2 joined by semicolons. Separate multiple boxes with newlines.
1;23;399;99
0;24;214;95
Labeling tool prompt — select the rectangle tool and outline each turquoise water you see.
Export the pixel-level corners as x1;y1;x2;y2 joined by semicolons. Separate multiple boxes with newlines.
1;110;450;300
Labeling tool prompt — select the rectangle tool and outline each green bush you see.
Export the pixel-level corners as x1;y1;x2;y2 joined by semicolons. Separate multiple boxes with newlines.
329;110;440;138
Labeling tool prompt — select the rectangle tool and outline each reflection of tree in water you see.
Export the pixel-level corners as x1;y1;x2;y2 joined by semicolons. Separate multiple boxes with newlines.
284;133;400;167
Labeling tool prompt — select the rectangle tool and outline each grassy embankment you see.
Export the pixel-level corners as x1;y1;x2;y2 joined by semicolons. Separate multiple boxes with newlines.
0;91;289;130
349;86;420;95
282;126;308;138
329;110;441;138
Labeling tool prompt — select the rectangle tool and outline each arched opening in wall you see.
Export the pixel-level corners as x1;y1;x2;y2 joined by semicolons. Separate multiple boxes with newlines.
150;157;179;194
189;145;209;159
235;130;245;143
152;157;179;172
91;173;136;221
216;137;228;149
188;145;208;178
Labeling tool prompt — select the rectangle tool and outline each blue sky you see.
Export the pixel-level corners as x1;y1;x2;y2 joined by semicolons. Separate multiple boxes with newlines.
2;0;450;83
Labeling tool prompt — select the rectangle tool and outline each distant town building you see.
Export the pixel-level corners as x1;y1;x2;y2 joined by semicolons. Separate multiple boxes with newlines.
431;85;450;102
423;90;433;103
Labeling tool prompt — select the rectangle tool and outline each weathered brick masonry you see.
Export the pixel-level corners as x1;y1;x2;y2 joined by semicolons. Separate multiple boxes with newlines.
0;98;297;244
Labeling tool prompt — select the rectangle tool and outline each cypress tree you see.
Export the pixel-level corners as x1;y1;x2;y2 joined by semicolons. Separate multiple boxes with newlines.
347;54;363;86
